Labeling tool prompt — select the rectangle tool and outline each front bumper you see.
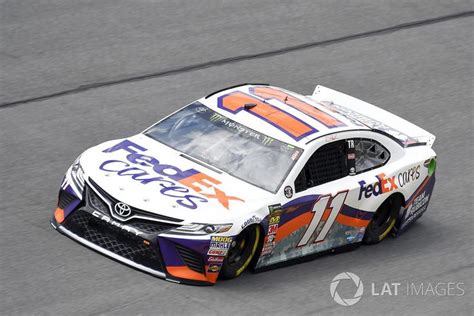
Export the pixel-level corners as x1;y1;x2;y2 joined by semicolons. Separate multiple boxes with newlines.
51;182;221;285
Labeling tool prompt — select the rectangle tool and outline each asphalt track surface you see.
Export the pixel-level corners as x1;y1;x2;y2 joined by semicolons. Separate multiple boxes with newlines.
1;1;473;315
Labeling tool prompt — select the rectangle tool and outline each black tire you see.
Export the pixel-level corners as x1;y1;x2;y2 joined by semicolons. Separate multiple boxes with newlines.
363;195;402;244
220;225;260;279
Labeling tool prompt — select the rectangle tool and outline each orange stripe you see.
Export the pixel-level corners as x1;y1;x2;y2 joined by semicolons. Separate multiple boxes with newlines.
275;212;313;242
336;213;370;228
166;266;208;282
322;208;331;221
252;87;343;127
220;92;314;138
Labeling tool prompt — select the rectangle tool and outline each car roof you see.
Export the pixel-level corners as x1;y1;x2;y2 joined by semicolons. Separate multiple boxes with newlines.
200;84;368;148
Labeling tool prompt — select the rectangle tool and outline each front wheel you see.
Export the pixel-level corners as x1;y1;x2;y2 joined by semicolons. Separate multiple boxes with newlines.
219;225;260;279
363;196;402;244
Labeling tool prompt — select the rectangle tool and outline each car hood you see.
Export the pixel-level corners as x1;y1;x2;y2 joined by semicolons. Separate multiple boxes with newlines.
80;134;274;223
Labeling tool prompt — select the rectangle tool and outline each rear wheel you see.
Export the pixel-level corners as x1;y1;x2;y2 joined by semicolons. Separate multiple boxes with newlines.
363;196;402;244
220;225;260;279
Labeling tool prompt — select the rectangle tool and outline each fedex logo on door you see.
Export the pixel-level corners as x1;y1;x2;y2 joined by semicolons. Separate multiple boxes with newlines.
358;173;398;200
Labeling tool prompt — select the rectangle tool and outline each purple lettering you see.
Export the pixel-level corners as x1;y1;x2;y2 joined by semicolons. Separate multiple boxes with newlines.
99;160;130;172
103;139;147;154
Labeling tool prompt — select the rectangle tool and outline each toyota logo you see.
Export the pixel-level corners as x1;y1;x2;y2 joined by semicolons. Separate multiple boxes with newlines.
114;202;132;217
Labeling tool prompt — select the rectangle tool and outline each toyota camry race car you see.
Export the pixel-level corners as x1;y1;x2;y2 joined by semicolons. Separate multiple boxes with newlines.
51;84;437;285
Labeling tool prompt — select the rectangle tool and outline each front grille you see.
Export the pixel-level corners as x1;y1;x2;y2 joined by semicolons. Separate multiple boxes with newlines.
64;209;164;272
85;182;179;235
174;243;204;274
88;178;183;223
87;186;109;214
58;189;78;209
127;221;176;234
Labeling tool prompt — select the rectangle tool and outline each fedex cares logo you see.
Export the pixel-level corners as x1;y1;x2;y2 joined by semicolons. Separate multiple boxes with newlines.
100;140;243;209
358;173;398;200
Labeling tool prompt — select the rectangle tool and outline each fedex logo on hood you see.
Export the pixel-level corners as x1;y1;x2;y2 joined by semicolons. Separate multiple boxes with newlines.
99;139;243;210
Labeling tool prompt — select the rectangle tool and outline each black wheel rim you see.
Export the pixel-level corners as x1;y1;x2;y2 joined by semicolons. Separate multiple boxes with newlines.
226;229;251;267
370;199;393;231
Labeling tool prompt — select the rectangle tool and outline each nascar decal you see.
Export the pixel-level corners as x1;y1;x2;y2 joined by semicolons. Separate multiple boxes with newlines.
217;91;316;140
249;86;345;128
101;140;244;209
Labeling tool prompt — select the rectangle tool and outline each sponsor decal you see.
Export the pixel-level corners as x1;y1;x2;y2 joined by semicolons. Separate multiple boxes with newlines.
269;216;280;225
284;186;293;198
207;249;228;256
268;224;278;234
358;173;398;200
268;204;282;214
207;236;233;256
91;210;141;236
209;242;230;249
291;150;301;161
261;207;282;256
401;192;430;230
207;263;223;273
398;165;420;187
101;140;244;210
208;256;224;263
345;229;359;242
211;236;232;243
241;215;261;229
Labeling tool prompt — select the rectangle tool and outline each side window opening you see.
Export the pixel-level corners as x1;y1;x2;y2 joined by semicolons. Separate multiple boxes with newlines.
294;140;348;192
354;138;390;173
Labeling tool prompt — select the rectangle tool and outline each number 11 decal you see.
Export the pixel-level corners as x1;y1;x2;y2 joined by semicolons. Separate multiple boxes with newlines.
297;191;348;246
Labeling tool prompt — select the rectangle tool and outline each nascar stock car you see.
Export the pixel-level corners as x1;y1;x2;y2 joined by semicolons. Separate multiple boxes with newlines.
51;83;437;285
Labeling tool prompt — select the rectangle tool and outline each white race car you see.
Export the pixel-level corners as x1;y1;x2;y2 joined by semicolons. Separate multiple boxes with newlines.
51;83;437;285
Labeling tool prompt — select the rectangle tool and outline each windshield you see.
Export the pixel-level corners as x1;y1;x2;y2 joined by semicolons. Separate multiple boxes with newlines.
144;102;303;192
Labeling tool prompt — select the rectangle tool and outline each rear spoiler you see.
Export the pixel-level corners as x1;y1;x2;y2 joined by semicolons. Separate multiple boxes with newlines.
309;85;436;147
